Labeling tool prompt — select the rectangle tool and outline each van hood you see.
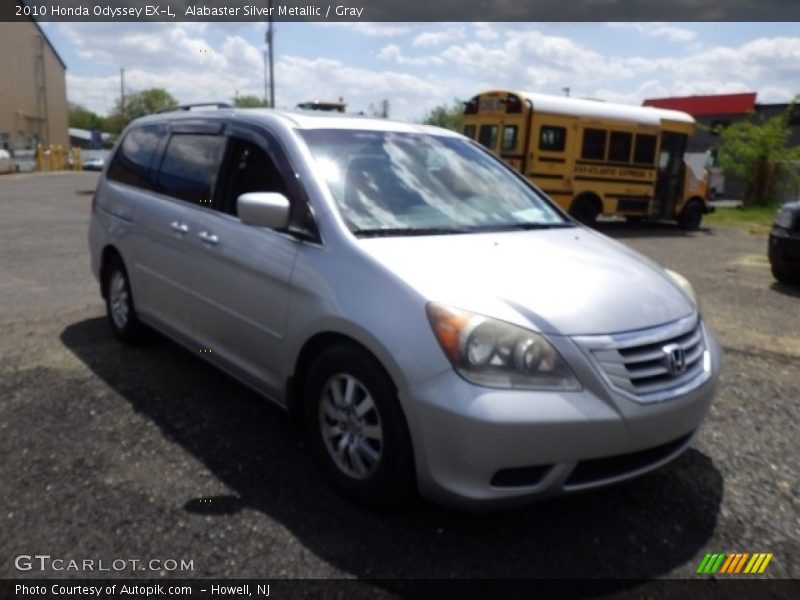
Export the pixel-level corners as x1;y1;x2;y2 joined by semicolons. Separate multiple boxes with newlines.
358;227;695;336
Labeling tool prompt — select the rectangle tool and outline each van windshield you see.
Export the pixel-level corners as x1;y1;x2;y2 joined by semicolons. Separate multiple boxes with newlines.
299;129;571;236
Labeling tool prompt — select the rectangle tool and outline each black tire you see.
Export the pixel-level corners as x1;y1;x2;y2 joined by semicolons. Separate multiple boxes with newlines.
771;260;800;285
679;200;704;230
304;343;415;509
569;196;601;226
104;255;145;343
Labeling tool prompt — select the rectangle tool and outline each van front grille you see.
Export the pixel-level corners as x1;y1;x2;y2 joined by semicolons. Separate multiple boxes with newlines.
574;316;711;402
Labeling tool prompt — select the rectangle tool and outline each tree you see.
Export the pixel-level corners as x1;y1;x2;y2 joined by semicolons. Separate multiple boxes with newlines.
422;99;464;132
68;103;103;131
234;95;266;108
106;88;179;133
716;100;800;205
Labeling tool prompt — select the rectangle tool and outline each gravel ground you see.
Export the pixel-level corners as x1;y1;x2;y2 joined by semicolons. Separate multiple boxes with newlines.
0;173;798;590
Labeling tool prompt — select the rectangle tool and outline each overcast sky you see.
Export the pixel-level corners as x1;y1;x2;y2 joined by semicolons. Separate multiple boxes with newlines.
39;21;800;121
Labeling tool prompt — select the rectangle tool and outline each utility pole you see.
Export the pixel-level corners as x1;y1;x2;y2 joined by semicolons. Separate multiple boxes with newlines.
120;68;126;120
267;0;275;108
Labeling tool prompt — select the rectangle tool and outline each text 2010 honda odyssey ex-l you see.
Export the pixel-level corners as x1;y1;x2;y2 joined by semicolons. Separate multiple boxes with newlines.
89;106;721;509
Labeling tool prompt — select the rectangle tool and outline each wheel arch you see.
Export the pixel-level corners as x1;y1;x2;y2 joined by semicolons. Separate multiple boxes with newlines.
285;330;403;433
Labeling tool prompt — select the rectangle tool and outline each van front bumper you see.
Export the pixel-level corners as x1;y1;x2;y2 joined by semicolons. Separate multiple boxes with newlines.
401;327;722;510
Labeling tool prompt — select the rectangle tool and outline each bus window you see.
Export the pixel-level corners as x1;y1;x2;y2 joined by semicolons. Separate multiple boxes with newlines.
539;126;566;151
478;125;498;150
463;125;476;139
609;132;632;163
633;134;657;165
501;126;518;152
582;129;606;160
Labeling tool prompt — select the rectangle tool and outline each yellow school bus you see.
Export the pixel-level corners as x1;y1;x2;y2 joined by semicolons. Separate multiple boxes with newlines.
462;90;712;229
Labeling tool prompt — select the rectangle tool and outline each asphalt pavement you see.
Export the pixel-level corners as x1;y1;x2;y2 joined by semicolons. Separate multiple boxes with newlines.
0;172;797;592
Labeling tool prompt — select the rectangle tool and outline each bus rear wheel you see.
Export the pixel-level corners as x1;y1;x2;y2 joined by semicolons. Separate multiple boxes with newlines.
679;200;704;230
569;196;601;226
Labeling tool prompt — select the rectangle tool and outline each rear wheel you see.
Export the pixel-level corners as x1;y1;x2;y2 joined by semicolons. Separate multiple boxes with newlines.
104;255;145;343
569;195;601;226
304;344;415;509
679;200;704;230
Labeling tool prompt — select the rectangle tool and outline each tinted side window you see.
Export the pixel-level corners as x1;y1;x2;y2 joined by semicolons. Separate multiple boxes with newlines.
107;125;164;190
157;134;225;206
633;134;657;165
478;125;498;150
581;128;606;160
220;139;289;216
501;125;518;152
609;131;632;163
539;126;566;152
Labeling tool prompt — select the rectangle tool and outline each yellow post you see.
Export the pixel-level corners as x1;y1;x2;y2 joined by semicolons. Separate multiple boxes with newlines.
35;144;44;171
55;145;65;170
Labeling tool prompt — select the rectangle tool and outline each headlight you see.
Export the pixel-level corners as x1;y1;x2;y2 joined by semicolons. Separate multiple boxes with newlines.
665;269;699;309
426;303;581;391
775;208;794;229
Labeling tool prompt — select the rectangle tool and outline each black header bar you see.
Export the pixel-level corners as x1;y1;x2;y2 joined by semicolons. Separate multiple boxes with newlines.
4;0;800;22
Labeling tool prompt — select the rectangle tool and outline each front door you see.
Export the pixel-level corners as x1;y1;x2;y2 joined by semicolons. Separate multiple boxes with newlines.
655;132;687;218
189;130;301;398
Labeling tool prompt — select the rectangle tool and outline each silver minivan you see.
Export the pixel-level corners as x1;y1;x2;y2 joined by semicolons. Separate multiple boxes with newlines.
89;107;722;509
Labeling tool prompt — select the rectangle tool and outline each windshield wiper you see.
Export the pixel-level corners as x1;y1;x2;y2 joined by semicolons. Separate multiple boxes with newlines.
472;222;576;232
352;227;472;238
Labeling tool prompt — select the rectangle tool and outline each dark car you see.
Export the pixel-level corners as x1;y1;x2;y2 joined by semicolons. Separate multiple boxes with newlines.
768;201;800;284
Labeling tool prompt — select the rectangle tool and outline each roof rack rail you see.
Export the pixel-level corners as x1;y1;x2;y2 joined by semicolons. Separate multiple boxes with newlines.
155;102;233;114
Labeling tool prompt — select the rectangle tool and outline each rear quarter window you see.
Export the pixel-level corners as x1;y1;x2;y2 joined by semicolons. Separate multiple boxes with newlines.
106;125;165;190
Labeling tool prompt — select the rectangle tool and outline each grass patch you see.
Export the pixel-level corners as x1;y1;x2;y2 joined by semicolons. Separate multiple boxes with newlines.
706;203;779;234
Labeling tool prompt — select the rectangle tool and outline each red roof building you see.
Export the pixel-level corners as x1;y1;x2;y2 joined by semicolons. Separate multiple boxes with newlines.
643;93;757;117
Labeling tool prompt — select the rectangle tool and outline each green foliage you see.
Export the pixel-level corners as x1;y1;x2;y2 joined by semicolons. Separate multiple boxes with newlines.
106;88;179;133
716;99;800;205
422;99;464;132
68;103;104;131
234;95;266;108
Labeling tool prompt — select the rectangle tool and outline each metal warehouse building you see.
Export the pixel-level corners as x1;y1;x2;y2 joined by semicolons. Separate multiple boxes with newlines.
0;17;69;151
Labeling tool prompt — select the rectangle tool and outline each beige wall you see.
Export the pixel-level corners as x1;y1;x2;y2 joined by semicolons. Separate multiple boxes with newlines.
0;22;68;150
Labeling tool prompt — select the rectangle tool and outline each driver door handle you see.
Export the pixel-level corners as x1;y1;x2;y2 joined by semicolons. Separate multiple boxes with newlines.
198;231;219;245
170;221;189;234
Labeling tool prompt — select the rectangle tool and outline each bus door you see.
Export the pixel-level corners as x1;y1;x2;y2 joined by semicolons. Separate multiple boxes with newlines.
655;132;687;218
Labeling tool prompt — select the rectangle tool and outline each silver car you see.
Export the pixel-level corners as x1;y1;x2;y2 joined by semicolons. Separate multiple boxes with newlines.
88;107;722;509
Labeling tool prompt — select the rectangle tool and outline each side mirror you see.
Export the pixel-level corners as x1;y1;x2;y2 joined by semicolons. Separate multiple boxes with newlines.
237;192;290;230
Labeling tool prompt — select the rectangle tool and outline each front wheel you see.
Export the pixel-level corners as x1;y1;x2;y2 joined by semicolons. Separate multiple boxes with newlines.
569;196;601;226
679;200;704;230
304;344;415;509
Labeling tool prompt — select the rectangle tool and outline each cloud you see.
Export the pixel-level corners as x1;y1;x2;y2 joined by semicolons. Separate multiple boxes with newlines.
59;22;800;125
472;23;500;40
606;23;698;42
317;23;410;37
411;28;465;47
376;44;445;66
275;55;452;118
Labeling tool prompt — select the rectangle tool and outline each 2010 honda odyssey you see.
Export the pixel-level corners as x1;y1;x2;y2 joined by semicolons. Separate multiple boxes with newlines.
88;106;722;509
